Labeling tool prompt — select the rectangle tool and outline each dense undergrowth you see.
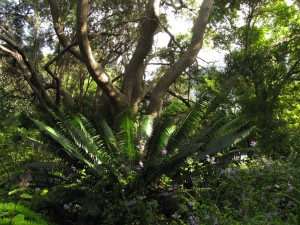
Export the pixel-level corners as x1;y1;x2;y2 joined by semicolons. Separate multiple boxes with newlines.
0;116;299;225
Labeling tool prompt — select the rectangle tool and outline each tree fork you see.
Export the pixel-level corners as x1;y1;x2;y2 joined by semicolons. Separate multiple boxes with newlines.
147;0;215;116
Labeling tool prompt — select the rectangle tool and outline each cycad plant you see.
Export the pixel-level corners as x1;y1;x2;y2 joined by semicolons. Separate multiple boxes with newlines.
30;100;253;224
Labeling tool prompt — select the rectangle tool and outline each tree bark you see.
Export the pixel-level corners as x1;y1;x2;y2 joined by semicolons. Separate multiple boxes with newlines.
48;0;83;61
121;0;160;111
147;0;215;116
76;0;127;113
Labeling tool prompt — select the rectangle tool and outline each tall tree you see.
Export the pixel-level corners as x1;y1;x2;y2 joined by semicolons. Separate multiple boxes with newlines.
205;0;300;155
0;0;214;118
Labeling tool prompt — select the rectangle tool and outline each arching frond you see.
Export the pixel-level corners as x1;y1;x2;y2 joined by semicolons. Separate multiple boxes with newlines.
143;102;183;166
32;114;121;179
32;119;95;168
115;108;137;165
138;117;253;186
166;100;208;155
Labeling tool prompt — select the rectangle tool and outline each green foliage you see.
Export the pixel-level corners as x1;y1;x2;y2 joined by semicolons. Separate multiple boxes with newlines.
0;203;50;225
198;0;300;157
27;99;252;224
115;108;137;165
0;118;52;202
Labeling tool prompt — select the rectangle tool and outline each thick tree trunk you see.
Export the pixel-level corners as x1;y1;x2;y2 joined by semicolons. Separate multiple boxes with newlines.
48;0;83;61
121;0;160;111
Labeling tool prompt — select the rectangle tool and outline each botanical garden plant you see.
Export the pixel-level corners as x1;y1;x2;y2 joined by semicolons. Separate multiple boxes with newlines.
28;100;253;224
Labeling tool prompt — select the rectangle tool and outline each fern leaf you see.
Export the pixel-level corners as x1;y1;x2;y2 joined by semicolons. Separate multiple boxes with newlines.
143;102;182;165
116;108;137;164
166;101;207;155
32;119;94;167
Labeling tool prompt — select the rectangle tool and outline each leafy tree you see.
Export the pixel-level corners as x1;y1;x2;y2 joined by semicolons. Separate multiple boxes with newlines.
0;0;215;118
201;0;300;155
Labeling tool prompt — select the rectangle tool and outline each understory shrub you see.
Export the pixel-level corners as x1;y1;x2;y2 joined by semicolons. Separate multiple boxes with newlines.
0;202;50;225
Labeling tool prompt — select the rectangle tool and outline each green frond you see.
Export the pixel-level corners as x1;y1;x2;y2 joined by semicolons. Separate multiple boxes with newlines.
141;114;154;138
115;108;137;164
32;115;121;179
143;102;183;166
32;119;95;168
205;118;253;155
140;117;253;185
166;101;207;155
96;120;119;158
59;115;107;165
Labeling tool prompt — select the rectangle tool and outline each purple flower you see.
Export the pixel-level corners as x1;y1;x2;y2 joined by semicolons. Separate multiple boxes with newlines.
162;149;167;155
214;217;219;225
287;183;294;192
204;212;210;220
250;141;257;147
189;214;199;225
188;201;195;207
125;199;137;207
288;201;293;207
63;204;70;210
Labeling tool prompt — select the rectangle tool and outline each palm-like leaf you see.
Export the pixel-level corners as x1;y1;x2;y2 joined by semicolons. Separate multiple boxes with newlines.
115;108;137;165
166;101;207;155
143;102;183;166
31;100;253;200
32;112;121;180
32;119;95;167
137;116;252;187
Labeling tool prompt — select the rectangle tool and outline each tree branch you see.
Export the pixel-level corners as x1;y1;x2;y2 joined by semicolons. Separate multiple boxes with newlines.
48;0;83;61
265;34;300;52
168;89;191;108
121;0;160;108
44;42;77;105
148;0;215;115
76;0;126;112
0;32;55;109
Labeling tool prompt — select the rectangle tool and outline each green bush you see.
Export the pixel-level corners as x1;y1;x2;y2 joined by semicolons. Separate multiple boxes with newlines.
0;202;50;225
184;154;299;224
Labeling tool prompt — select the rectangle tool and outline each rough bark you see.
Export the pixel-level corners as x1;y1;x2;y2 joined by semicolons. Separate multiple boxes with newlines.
147;0;215;116
121;0;160;110
76;0;127;112
48;0;83;61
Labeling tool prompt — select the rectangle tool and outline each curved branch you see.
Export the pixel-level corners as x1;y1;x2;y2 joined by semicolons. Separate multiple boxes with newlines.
76;0;126;111
44;42;77;105
48;0;83;61
121;0;160;106
148;0;215;115
0;33;55;109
